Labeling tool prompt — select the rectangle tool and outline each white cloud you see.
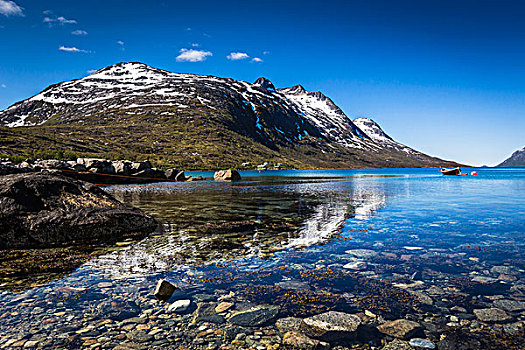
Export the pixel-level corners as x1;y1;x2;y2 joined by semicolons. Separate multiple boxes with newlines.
44;14;77;26
1;84;6;88
252;57;263;62
59;46;88;53
117;40;124;45
72;29;87;35
263;50;270;55
227;52;249;61
191;43;199;47
176;48;212;62
0;0;23;17
87;69;97;74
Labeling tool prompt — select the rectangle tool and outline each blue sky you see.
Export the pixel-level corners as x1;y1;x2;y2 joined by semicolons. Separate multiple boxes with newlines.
0;0;524;166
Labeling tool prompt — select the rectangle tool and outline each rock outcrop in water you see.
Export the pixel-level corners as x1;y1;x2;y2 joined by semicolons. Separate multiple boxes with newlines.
214;169;241;181
0;173;158;248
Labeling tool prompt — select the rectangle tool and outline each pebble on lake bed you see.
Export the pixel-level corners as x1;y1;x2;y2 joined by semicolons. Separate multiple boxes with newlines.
409;338;436;349
342;261;367;270
344;249;378;259
167;299;191;313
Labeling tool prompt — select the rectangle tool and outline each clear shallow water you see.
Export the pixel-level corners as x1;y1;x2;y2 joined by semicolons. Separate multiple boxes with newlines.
1;167;524;348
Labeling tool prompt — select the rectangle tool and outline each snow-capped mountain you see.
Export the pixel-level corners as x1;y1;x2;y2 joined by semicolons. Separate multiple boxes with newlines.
498;146;525;167
0;62;458;169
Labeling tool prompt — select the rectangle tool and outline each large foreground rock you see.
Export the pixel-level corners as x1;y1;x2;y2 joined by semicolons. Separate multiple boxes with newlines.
0;173;158;248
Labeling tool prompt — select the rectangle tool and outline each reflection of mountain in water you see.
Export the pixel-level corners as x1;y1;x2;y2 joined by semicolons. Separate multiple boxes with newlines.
348;181;387;220
89;178;388;278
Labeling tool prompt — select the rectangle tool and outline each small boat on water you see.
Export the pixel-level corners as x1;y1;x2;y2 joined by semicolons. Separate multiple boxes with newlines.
440;167;461;176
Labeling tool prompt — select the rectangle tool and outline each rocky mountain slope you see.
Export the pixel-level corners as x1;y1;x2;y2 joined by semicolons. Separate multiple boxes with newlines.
0;62;459;169
498;146;525;167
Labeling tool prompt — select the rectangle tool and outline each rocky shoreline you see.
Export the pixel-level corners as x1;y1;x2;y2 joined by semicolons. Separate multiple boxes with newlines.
0;158;243;184
0;158;189;184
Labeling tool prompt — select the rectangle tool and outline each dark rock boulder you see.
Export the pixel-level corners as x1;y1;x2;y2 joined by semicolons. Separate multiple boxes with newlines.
0;173;158;248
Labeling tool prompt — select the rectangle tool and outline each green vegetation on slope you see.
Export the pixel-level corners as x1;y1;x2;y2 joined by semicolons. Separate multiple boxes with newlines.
0;105;459;170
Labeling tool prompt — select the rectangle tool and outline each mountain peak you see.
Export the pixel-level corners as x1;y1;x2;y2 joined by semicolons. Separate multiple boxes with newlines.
498;146;525;167
89;62;165;80
353;118;395;144
253;77;275;91
280;84;307;95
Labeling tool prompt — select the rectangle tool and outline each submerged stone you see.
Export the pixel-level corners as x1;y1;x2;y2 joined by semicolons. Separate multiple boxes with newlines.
192;302;225;324
345;249;378;259
377;319;423;340
382;339;412;350
300;311;361;340
276;317;303;333
97;300;140;321
282;331;319;350
127;330;153;343
409;338;436;349
492;299;525;312
153;279;176;301
228;305;279;327
343;261;367;270
215;301;234;313
473;308;512;322
167;299;191;313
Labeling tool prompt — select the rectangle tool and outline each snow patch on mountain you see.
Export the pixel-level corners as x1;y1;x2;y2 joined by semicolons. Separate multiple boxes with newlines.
353;118;418;154
278;85;369;148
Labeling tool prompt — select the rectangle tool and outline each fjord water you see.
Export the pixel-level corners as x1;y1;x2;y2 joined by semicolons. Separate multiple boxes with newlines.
1;167;524;346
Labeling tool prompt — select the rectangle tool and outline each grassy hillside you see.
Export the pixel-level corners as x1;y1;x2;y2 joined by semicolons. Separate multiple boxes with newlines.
0;106;460;170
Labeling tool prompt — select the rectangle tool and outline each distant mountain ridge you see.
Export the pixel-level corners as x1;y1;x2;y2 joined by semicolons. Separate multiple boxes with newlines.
0;62;460;169
498;147;525;167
